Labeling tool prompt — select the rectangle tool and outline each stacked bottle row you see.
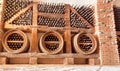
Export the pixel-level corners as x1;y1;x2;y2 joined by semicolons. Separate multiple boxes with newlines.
74;5;95;26
7;33;24;41
4;0;32;22
11;8;33;25
70;12;89;29
37;16;65;27
7;33;24;50
38;3;65;14
73;32;97;54
44;34;59;51
78;34;93;52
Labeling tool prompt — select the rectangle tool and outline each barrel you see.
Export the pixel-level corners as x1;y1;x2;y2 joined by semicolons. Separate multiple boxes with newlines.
39;31;64;54
2;29;29;53
73;32;97;54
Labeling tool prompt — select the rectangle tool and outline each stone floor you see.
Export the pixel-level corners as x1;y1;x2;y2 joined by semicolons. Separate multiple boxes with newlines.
0;65;120;71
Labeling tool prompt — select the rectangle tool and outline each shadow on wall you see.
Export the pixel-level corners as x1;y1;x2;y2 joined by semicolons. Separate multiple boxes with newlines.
114;6;120;31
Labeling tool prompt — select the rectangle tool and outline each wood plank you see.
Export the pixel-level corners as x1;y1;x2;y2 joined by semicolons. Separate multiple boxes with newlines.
64;58;74;65
38;26;94;33
4;25;32;32
0;53;99;58
0;0;6;52
30;2;39;52
0;57;7;64
29;57;38;64
44;41;59;44
7;41;24;43
64;4;72;53
89;58;100;65
38;12;64;18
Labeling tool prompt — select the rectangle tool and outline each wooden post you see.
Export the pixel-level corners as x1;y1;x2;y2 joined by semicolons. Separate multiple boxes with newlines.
0;57;7;64
0;0;5;52
64;4;74;64
64;4;72;53
89;58;100;65
29;57;38;64
30;2;39;52
64;58;74;65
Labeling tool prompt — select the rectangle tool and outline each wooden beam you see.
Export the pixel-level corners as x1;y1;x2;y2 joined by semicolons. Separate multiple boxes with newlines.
29;57;38;64
38;12;64;18
37;26;94;34
0;0;6;51
0;53;99;58
4;4;33;29
30;2;39;52
4;25;32;32
64;58;74;65
0;57;7;64
70;6;94;28
89;58;100;65
64;4;72;53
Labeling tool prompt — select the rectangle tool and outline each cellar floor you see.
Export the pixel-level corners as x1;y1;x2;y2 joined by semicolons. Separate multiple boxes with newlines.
0;65;120;71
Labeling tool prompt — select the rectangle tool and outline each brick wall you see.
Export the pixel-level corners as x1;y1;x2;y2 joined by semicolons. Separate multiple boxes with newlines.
96;0;119;65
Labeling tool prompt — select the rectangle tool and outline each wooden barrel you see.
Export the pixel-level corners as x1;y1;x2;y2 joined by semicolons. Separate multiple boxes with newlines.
73;32;97;54
39;31;64;54
2;30;29;53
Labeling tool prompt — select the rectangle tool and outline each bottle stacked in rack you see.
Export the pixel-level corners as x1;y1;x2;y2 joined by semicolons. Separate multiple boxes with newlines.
38;16;65;27
44;34;59;51
78;34;93;52
7;33;24;50
12;8;33;25
70;12;89;29
38;3;65;14
74;5;95;26
4;0;32;22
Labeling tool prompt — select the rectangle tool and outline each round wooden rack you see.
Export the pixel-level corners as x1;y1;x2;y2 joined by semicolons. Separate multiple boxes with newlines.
39;31;64;54
73;32;97;54
2;30;29;53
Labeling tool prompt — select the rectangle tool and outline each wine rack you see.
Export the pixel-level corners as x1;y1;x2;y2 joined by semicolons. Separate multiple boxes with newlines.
0;0;98;65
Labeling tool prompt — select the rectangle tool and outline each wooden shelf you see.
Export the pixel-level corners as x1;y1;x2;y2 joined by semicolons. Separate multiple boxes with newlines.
78;43;92;45
0;52;98;58
7;41;24;43
44;41;59;44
